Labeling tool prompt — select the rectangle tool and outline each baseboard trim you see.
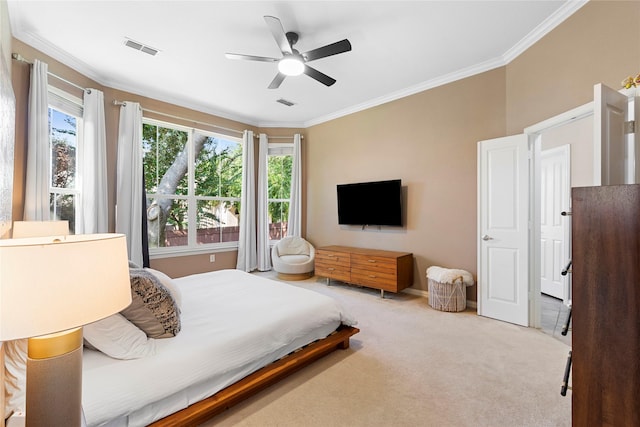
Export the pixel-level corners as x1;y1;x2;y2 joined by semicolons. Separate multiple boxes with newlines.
402;287;428;298
402;287;477;309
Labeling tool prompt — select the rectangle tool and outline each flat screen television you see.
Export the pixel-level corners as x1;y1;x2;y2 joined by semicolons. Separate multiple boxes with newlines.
337;179;403;226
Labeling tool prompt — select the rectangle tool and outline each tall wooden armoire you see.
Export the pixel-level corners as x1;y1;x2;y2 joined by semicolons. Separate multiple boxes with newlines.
571;184;640;425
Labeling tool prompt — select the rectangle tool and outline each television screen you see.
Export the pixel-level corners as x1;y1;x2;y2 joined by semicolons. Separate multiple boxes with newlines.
337;179;402;226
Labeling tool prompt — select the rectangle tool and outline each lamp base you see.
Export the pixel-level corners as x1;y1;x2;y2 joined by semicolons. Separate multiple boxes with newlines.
26;328;83;427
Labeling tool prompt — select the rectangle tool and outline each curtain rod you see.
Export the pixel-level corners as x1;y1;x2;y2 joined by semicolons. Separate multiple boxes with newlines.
113;100;244;136
12;53;90;93
13;52;302;140
113;100;303;139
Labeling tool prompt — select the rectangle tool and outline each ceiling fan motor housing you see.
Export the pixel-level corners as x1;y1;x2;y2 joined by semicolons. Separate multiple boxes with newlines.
286;31;299;47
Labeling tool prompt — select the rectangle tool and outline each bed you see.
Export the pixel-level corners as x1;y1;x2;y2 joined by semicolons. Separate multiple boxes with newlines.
80;268;358;427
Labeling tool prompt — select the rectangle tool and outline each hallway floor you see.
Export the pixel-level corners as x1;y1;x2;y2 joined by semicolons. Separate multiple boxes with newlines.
541;293;571;346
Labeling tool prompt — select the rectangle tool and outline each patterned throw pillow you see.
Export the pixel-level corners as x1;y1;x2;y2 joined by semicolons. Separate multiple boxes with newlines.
144;268;183;310
121;268;181;338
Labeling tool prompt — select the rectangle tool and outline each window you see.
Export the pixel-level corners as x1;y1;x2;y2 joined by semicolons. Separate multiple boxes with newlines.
48;89;83;233
143;119;243;253
267;144;293;241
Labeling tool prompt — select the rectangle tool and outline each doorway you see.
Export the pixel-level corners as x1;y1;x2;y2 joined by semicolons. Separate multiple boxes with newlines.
479;84;637;327
526;103;594;328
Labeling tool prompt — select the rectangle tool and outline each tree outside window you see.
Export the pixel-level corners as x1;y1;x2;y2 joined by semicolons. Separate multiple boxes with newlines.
267;153;292;240
49;107;79;233
143;121;242;250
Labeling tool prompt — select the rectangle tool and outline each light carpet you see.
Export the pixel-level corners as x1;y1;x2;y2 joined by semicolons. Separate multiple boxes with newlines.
200;272;571;427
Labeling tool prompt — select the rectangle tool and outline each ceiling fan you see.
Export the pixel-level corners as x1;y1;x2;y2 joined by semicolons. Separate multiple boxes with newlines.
225;15;352;89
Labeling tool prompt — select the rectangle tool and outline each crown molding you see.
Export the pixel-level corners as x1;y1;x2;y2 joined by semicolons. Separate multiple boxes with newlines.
502;0;588;63
304;0;588;128
10;0;588;130
303;56;506;128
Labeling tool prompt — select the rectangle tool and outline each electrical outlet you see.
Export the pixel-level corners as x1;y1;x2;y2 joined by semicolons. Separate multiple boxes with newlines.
209;254;216;263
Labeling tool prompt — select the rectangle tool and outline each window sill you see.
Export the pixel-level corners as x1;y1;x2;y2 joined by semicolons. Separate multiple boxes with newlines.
149;243;239;259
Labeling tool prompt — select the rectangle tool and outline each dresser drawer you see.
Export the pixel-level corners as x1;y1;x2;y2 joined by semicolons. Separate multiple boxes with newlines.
350;254;396;273
316;249;351;282
315;264;351;282
351;268;398;290
317;249;350;266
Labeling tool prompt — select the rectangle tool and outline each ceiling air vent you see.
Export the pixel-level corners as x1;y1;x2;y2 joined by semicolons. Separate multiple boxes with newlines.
276;98;295;107
124;38;159;56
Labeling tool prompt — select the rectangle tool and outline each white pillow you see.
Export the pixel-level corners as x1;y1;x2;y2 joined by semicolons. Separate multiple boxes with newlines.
3;339;27;418
145;267;183;310
83;314;156;360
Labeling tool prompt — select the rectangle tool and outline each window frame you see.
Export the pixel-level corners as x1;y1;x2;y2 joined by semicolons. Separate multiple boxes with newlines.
142;118;243;258
48;86;83;234
267;142;293;243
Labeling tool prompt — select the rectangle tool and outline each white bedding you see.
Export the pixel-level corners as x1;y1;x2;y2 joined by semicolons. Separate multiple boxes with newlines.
82;269;356;427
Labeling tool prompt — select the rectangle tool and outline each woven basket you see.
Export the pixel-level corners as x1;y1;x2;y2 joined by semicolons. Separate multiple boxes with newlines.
428;277;466;312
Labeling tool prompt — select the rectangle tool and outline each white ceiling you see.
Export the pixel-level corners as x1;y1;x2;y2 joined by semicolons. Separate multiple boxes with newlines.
8;1;586;128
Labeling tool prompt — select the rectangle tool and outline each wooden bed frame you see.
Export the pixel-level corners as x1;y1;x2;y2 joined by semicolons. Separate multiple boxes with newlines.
149;325;359;426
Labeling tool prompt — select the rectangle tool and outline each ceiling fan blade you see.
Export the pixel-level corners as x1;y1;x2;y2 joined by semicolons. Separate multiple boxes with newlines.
268;72;287;89
303;65;336;87
303;39;352;62
264;15;292;55
225;53;278;62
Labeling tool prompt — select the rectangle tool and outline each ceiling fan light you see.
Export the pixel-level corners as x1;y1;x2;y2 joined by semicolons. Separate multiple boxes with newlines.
278;57;304;76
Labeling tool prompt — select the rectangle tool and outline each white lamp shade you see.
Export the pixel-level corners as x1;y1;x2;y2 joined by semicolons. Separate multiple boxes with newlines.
0;233;132;340
12;220;69;238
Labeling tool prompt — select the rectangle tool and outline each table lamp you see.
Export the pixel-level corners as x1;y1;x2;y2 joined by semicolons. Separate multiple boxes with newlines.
12;221;69;238
0;232;132;427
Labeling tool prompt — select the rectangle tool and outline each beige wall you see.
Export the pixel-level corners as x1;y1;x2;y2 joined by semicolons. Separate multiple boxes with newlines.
8;1;640;293
506;0;640;134
541;115;594;188
305;0;640;299
306;69;507;297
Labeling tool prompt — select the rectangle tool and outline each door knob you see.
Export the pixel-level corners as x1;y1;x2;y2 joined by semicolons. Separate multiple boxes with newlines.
482;234;493;241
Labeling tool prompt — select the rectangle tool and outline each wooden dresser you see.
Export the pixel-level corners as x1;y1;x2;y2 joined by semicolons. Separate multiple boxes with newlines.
571;184;640;425
316;245;413;297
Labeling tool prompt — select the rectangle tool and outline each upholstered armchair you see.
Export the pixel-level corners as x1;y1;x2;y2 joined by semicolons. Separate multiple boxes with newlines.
271;236;315;280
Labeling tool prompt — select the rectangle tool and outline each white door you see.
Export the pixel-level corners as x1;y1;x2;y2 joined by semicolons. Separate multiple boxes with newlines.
593;83;629;185
478;134;529;326
540;145;570;301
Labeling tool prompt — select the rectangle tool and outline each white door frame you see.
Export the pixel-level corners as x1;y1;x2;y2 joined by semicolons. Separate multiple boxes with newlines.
524;102;593;328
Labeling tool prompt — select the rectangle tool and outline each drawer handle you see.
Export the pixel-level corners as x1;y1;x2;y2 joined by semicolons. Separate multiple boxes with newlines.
368;259;376;263
328;267;335;271
327;254;335;257
369;275;377;278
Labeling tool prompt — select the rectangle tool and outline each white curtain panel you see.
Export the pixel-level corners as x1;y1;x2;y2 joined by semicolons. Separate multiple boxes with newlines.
115;102;143;266
24;59;50;221
286;134;302;237
256;133;271;271
236;130;257;272
79;89;108;233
